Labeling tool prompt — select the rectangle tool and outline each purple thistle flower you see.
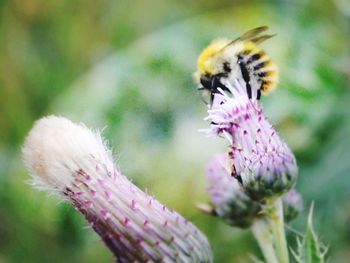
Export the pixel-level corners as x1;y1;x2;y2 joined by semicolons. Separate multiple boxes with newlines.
206;153;261;228
22;116;212;262
283;189;303;222
204;80;298;200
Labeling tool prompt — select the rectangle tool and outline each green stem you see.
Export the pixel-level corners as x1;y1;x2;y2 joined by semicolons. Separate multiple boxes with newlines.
267;198;289;263
251;219;279;263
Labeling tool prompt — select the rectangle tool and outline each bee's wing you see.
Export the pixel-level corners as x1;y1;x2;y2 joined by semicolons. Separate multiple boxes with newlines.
219;26;274;51
239;26;269;41
250;34;276;44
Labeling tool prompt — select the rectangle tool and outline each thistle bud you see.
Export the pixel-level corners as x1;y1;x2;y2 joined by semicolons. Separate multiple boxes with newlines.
283;189;303;222
22;116;212;262
206;153;261;228
205;80;298;200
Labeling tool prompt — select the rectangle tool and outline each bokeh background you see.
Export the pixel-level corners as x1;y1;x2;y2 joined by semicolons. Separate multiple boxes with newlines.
0;0;349;262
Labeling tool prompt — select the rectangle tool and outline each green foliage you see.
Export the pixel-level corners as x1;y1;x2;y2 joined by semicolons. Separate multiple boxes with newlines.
291;205;327;263
0;0;349;262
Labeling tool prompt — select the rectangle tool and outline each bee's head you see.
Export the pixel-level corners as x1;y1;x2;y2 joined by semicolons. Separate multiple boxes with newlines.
194;39;234;103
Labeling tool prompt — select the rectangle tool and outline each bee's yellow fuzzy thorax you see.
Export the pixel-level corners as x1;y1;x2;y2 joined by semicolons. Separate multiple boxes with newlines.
197;39;229;76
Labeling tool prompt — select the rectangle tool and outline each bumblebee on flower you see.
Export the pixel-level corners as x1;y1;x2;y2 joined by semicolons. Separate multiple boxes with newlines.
195;26;297;201
195;26;301;263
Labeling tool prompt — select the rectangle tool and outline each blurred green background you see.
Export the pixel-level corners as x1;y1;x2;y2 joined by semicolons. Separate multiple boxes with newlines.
0;0;349;262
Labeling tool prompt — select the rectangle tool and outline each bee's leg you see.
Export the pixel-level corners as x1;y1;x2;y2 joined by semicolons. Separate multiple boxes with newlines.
211;75;229;94
210;92;215;105
238;56;252;99
257;89;261;100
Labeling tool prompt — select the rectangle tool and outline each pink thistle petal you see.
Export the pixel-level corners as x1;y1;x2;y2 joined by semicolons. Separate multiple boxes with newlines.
205;81;298;200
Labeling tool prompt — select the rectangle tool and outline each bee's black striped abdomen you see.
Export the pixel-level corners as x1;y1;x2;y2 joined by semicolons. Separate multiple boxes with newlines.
247;53;261;64
238;55;252;99
253;62;265;71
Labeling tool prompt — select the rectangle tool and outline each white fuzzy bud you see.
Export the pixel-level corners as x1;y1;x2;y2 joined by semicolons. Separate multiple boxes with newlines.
22;116;212;262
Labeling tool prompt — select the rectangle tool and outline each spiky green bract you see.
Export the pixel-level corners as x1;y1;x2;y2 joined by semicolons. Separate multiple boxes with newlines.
291;204;328;263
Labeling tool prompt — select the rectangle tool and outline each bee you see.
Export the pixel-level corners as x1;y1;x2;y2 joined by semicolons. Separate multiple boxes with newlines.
194;26;279;104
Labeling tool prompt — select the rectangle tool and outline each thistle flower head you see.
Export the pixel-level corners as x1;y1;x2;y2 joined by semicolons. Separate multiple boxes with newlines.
205;80;298;200
283;189;303;222
22;116;212;262
206;153;261;228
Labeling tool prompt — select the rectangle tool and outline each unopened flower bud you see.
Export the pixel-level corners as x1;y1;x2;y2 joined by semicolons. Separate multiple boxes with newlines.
283;189;303;222
22;116;212;262
206;153;261;228
205;80;298;200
